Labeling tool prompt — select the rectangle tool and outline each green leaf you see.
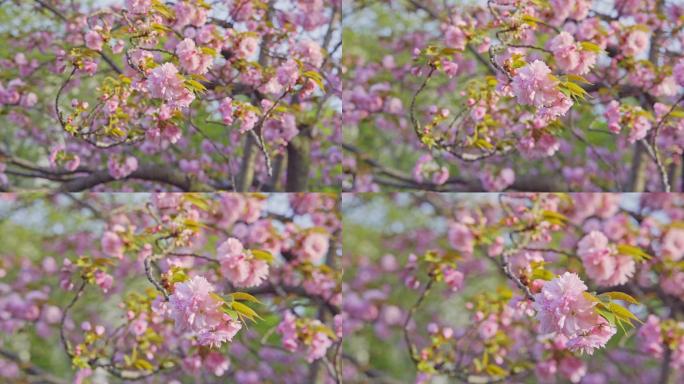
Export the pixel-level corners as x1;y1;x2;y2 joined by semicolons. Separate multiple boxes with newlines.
474;138;494;151
562;81;589;100
616;244;652;262
152;2;174;19
231;301;262;322
669;109;684;119
607;302;641;325
302;70;325;91
182;194;210;211
133;358;154;371
251;249;274;263
486;364;508;377
184;79;207;93
521;15;543;26
201;46;218;57
583;292;602;303
221;305;239;320
541;210;569;226
231;292;262;304
600;291;639;304
150;23;172;33
596;308;616;326
580;41;603;53
565;74;592;85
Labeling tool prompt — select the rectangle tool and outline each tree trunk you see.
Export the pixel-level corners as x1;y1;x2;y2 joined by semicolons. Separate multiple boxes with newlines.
286;133;311;191
236;135;257;192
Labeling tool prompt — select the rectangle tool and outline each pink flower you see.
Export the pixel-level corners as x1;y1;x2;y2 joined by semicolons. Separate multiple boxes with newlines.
278;311;299;352
101;230;124;259
204;352;230;376
49;145;80;171
637;315;663;357
674;60;684;87
297;40;324;68
238;108;258;133
307;326;333;362
300;232;330;263
662;270;684;299
623;29;649;57
94;270;113;293
219;97;234;125
413;154;449;186
448;222;474;255
604;100;621;133
125;0;151;14
276;59;299;88
480;168;515;191
442;266;464;292
535;360;557;382
533;272;616;354
565;320;616;355
550;0;590;23
168;276;242;347
146;63;195;109
174;1;207;28
197;321;243;348
107;155;138;180
152;192;182;210
511;60;573;118
130;317;148;336
558;356;587;383
176;38;213;75
236;36;259;59
628;114;651;143
547;32;597;75
442;60;459;77
548;32;580;73
660;227;684;261
444;25;467;50
577;231;635;286
85;30;103;52
217;238;269;288
478;318;498;340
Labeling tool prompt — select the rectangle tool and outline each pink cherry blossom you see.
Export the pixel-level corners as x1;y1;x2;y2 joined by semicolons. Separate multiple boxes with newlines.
217;238;269;288
297;40;324;68
107;155;138;180
84;30;103;52
146;63;195;109
442;266;464;292
577;231;635;286
674;60;684;87
533;272;616;354
176;38;213;75
307;326;333;362
277;311;299;352
604;100;622;133
478;318;499;340
444;25;467;50
101;230;124;259
218;97;234;125
637;315;663;357
125;0;151;13
660;227;684;261
511;60;572;118
448;222;474;255
623;29;649;57
480;168;515;191
236;36;259;59
168;275;242;347
558;355;587;383
300;232;330;263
